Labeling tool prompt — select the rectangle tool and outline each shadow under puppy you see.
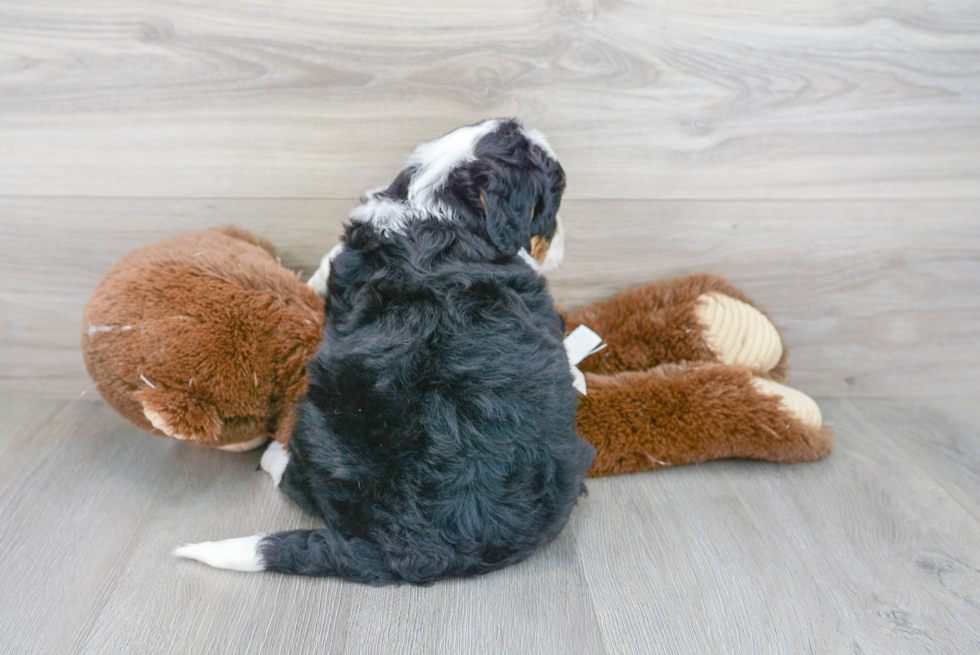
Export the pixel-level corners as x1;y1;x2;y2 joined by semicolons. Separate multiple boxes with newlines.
176;119;594;584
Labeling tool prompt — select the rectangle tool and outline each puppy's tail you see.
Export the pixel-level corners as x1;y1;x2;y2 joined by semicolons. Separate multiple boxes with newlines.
174;528;396;584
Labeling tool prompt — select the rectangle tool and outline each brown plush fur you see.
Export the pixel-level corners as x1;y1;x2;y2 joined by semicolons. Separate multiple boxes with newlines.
81;227;324;448
83;234;831;473
578;363;834;477
563;274;832;476
565;273;790;381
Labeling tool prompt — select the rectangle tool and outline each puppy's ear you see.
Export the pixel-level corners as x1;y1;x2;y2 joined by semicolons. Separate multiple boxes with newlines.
479;190;531;257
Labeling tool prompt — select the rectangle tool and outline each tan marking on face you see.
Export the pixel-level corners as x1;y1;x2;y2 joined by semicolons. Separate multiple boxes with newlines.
530;235;550;263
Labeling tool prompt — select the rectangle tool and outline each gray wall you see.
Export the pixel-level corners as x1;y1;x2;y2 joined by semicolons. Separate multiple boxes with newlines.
2;0;978;398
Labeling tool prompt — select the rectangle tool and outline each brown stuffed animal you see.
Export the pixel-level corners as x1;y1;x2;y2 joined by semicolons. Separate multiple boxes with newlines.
82;227;832;472
81;227;323;451
564;275;833;476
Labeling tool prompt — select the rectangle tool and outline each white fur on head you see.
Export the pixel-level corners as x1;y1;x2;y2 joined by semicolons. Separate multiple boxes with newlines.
349;120;567;268
349;196;417;236
362;184;390;202
520;127;558;160
406;119;502;216
348;120;502;236
174;534;266;572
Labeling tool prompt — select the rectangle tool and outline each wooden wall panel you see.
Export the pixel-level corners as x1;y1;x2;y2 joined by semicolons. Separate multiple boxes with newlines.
1;197;976;398
0;1;977;199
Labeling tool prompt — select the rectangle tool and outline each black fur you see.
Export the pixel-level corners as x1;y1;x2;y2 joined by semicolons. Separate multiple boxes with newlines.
259;120;592;585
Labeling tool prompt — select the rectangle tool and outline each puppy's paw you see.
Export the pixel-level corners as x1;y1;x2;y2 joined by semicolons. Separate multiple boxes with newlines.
307;244;344;297
260;440;290;486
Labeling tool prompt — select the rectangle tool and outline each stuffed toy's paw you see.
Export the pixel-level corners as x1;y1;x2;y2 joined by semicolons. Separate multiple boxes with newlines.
749;376;823;428
137;387;223;443
577;362;833;477
566;274;789;380
695;291;783;373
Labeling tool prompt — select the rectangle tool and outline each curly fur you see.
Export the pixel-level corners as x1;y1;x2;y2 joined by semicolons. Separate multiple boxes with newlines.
265;120;592;584
177;120;593;584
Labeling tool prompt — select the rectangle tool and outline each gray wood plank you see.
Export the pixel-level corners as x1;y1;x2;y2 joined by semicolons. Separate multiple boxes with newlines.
0;399;602;655
0;401;193;655
2;399;980;654
2;197;977;398
340;531;607;655
0;1;977;199
574;397;980;653
74;447;353;655
849;398;980;524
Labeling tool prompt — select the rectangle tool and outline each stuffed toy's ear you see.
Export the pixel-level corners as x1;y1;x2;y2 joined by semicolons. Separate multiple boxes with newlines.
479;190;531;257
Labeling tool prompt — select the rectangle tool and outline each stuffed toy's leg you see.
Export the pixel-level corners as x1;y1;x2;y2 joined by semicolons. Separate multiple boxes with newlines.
578;362;833;477
565;274;788;380
135;387;271;452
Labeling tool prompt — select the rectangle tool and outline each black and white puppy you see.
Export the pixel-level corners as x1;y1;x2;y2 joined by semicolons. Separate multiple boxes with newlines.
175;119;593;584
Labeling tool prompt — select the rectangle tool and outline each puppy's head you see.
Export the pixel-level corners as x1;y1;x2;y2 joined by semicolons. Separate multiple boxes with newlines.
370;119;567;272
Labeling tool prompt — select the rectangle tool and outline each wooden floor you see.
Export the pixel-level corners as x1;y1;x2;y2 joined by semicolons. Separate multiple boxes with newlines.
2;0;979;653
0;397;978;654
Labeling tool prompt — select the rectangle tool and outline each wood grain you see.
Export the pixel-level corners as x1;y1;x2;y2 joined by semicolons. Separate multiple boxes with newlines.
0;1;977;198
2;197;977;398
574;398;980;654
1;398;979;654
848;398;980;523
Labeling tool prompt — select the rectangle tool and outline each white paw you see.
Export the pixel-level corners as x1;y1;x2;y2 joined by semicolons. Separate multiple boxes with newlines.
260;440;290;486
307;244;344;297
174;534;266;572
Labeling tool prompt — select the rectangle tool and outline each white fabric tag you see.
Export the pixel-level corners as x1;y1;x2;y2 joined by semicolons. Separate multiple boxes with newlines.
564;325;604;366
564;325;606;395
570;365;587;395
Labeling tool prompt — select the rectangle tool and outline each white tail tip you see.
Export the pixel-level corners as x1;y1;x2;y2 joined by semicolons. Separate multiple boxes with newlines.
173;534;267;572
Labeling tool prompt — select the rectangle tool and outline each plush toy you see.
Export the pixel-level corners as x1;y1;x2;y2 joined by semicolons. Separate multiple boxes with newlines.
81;226;323;451
82;227;832;473
564;275;833;476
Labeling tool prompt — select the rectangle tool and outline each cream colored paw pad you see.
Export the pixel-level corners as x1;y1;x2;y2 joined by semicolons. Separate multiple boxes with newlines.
751;377;823;427
143;405;191;441
215;435;270;452
696;292;783;372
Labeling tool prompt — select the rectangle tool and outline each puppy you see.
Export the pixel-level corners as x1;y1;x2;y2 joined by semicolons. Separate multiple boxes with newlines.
175;119;594;584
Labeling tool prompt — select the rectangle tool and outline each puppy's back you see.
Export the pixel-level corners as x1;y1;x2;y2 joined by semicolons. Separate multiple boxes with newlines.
281;221;592;581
